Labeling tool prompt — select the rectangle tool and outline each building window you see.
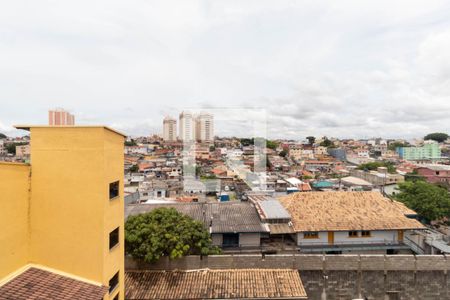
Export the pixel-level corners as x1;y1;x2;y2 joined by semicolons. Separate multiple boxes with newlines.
304;232;319;239
361;230;371;237
349;231;359;238
109;271;119;293
109;227;119;250
109;181;119;199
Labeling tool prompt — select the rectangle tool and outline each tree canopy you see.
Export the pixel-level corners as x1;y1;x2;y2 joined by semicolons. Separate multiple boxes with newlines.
394;181;450;223
124;139;137;146
424;132;449;143
125;208;220;263
306;136;315;145
319;138;335;148
357;161;396;174
387;141;409;151
0;133;6;139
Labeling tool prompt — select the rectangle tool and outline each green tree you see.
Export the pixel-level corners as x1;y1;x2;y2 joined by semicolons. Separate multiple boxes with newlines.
279;150;287;157
388;141;410;151
125;208;220;263
320;138;335;148
125;139;137;146
306;136;315;145
5;142;27;155
357;161;396;174
394;181;450;223
266;140;278;150
424;133;449;143
0;133;6;139
129;165;139;173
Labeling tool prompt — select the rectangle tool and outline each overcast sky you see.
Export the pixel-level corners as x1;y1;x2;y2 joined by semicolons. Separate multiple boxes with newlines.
1;0;450;139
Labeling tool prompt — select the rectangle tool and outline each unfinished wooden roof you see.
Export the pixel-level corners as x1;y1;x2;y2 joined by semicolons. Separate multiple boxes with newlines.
125;269;307;299
278;191;425;232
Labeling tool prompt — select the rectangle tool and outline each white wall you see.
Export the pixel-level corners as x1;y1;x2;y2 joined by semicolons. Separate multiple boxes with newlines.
297;231;328;246
297;230;399;246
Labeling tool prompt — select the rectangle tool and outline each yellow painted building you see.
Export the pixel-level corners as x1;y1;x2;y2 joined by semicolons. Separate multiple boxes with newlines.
0;126;125;300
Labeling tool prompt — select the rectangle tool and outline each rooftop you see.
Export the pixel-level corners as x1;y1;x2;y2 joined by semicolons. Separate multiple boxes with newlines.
257;199;291;220
125;269;307;299
417;164;450;171
278;191;425;232
14;125;127;137
0;267;108;300
126;202;268;233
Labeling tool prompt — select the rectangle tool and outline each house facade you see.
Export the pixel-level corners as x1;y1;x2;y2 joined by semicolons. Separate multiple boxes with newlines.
278;191;425;254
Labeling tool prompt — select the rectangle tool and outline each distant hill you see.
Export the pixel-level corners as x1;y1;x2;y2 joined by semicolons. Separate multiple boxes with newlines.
0;133;7;139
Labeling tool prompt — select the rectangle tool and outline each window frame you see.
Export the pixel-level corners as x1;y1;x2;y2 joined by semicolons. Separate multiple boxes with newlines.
109;181;120;200
109;227;120;250
303;232;319;239
109;271;119;294
348;231;359;238
361;230;371;238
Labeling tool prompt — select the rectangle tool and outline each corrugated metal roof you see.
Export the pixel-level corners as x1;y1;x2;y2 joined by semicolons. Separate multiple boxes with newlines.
258;200;291;220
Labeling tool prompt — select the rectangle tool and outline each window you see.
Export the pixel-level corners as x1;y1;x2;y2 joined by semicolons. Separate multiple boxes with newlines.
348;231;358;238
109;271;119;293
109;181;119;199
109;227;119;250
304;232;319;239
361;230;371;237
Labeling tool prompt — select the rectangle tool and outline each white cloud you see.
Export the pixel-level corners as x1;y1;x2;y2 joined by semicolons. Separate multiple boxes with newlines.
0;0;450;139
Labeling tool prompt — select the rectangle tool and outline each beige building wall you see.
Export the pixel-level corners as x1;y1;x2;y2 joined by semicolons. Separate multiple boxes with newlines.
0;162;30;279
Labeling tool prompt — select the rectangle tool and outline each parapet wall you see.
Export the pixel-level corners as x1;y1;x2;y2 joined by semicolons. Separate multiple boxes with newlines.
126;254;450;272
126;254;450;299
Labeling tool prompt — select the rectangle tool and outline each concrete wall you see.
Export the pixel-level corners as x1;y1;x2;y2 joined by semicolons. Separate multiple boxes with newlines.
0;162;30;280
297;232;328;245
126;254;450;299
239;233;261;247
297;230;399;246
211;234;222;246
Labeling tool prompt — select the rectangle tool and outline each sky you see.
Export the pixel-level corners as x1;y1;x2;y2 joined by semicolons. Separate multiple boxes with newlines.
1;0;450;139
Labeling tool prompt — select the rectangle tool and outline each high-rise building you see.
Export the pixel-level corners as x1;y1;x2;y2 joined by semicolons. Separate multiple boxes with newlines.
48;108;75;125
162;116;177;142
0;125;125;300
179;111;195;142
195;112;214;142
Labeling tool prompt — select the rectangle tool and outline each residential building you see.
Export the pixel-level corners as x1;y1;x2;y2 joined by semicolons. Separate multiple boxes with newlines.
179;111;195;142
397;140;441;161
126;202;268;249
195;112;214;142
415;164;450;185
349;167;404;186
48;108;75;125
0;139;6;156
0;125;125;300
278;191;425;254
162;116;177;142
15;144;30;158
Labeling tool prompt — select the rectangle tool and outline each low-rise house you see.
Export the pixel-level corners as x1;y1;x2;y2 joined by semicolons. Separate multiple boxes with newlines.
126;202;268;249
15;144;30;158
278;191;425;254
415;164;450;185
